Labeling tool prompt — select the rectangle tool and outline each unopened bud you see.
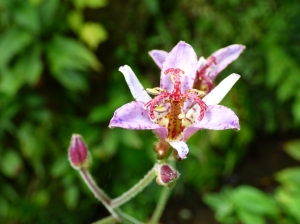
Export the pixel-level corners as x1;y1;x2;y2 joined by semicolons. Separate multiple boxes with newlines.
156;164;179;186
154;141;170;160
68;134;89;170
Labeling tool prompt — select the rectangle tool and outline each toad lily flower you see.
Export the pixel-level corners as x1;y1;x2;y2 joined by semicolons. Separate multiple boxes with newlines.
109;41;241;159
149;43;245;94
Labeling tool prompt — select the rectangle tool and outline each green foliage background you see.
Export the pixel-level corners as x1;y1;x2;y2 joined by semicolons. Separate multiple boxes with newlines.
1;0;300;223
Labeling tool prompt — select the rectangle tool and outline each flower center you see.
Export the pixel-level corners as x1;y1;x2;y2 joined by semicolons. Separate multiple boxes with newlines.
144;68;208;141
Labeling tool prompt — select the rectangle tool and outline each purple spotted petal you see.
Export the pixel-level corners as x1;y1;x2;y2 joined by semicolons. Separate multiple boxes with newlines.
109;101;161;130
119;65;151;103
148;50;168;69
206;44;246;81
168;141;189;159
161;41;198;92
203;73;240;105
183;105;240;140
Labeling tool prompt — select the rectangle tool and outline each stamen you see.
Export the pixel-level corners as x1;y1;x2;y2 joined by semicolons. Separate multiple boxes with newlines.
146;88;160;95
178;113;185;119
154;106;167;112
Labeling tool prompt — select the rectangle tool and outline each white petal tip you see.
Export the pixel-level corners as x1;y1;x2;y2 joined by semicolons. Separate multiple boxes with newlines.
118;65;130;72
168;141;189;159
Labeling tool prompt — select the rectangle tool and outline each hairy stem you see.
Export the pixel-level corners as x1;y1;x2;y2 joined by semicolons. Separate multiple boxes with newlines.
111;164;158;208
79;169;120;221
148;160;176;224
148;186;171;224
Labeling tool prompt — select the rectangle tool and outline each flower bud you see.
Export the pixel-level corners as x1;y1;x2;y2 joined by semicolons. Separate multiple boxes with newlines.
154;140;170;160
68;134;89;170
156;164;179;186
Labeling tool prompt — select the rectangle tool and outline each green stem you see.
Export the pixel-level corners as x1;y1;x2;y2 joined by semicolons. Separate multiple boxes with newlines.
79;169;120;221
92;210;144;224
148;186;171;224
111;164;158;208
116;209;144;224
92;216;115;224
148;161;176;224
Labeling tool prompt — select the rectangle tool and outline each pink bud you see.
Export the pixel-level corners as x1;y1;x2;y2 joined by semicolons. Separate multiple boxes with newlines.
68;134;89;169
156;164;179;186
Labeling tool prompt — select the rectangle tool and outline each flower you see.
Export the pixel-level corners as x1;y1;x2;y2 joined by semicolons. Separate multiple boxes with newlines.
109;41;241;159
149;43;245;94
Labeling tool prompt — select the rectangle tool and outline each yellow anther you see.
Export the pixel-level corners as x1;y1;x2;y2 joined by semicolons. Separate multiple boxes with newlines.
200;84;208;92
178;113;185;119
154;106;167;112
170;74;175;84
146;88;160;95
197;90;206;97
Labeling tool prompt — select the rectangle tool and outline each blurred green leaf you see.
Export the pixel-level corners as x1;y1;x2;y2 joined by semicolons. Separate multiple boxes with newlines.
55;70;88;91
64;185;79;210
0;44;43;95
0;27;32;69
51;157;70;178
88;94;128;123
73;0;107;9
231;186;279;217
203;191;234;222
0;69;23;95
0;150;23;177
80;22;108;49
284;140;300;161
121;130;143;149
39;0;59;28
13;1;40;32
275;187;300;223
17;122;43;160
32;190;50;207
275;167;300;188
46;35;100;75
0;197;8;218
236;209;264;224
67;10;83;32
292;95;300;124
